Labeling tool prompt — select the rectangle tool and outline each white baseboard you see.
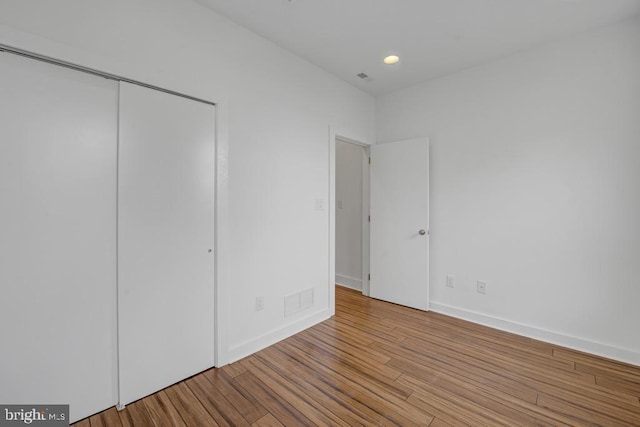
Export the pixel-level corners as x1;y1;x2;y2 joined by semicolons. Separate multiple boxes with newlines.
430;301;640;367
335;274;362;291
226;308;332;364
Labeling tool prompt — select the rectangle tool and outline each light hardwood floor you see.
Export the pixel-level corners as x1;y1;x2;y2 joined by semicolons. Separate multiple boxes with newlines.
75;286;640;426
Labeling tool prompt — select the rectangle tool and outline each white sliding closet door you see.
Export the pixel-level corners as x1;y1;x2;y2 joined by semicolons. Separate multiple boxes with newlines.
118;82;216;405
0;53;119;422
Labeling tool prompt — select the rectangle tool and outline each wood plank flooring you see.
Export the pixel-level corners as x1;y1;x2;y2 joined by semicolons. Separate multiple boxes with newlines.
75;286;640;426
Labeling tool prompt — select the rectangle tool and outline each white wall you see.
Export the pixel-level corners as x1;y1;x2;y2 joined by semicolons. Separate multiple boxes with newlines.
377;16;640;364
0;0;375;364
335;140;364;290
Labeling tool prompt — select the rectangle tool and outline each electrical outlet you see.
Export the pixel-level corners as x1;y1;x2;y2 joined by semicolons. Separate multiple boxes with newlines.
477;281;487;294
255;296;264;311
446;275;455;288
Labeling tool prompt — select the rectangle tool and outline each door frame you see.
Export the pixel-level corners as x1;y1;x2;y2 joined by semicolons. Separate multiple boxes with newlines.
330;132;371;307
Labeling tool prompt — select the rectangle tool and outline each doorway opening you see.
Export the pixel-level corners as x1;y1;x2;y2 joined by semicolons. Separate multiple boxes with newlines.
334;137;370;296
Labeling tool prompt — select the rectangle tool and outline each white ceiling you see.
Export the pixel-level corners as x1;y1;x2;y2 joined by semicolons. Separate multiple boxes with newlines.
194;0;640;96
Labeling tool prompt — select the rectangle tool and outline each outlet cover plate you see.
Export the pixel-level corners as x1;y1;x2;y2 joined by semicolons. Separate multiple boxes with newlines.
446;275;455;288
477;281;487;294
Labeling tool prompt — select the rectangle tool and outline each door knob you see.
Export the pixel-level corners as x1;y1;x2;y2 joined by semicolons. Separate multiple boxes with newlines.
419;229;426;235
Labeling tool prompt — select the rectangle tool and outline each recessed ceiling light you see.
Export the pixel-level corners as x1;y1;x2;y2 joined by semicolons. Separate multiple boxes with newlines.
383;55;400;65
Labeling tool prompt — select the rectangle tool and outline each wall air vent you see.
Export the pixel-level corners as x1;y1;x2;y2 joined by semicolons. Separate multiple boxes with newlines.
284;288;314;317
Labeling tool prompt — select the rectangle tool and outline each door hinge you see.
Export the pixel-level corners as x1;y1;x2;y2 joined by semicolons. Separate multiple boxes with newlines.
368;215;371;222
368;157;371;165
368;274;371;281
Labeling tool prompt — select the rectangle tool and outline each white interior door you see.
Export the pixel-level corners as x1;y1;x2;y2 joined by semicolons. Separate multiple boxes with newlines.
370;138;429;310
118;82;216;405
0;52;119;422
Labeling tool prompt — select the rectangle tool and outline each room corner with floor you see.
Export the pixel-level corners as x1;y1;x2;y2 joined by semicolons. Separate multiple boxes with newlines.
76;286;640;426
1;0;640;425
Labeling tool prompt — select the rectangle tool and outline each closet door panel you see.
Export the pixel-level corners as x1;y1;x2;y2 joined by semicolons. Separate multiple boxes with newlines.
118;82;215;405
0;53;119;422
